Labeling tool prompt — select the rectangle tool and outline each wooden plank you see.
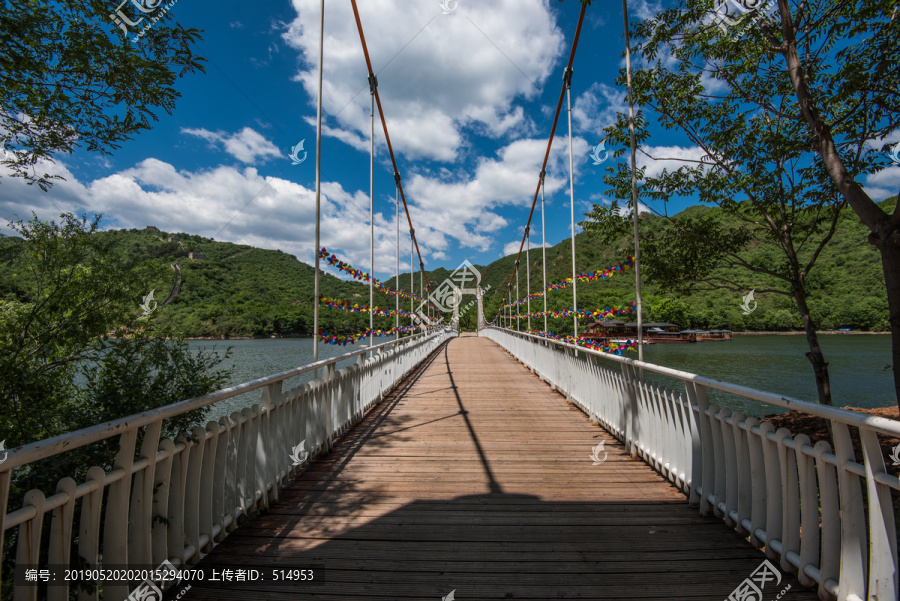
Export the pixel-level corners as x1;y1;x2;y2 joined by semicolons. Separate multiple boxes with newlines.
167;334;817;601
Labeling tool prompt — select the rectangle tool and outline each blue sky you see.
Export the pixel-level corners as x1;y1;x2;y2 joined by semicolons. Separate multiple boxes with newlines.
2;0;898;280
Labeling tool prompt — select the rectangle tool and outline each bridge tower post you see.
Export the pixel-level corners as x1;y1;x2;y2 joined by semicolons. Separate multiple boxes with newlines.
451;285;482;335
476;286;483;335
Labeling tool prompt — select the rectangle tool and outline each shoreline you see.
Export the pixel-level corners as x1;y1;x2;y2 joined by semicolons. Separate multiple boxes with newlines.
732;331;889;336
185;335;309;340
180;331;890;340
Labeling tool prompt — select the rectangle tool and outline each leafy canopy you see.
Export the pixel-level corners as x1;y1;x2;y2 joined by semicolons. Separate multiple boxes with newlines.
0;0;204;189
0;213;231;451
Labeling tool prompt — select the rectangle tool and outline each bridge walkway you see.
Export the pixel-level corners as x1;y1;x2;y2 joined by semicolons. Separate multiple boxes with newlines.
174;334;816;601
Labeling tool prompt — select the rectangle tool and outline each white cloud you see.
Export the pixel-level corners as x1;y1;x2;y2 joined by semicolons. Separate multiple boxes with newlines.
182;127;282;164
637;144;709;179
502;240;524;257
573;83;627;137
599;197;650;217
500;238;555;259
0;128;596;277
0;160;89;227
0;157;415;278
631;0;664;21
402;135;587;252
866;129;900;149
852;129;900;200
863;165;900;201
627;7;730;96
283;0;564;161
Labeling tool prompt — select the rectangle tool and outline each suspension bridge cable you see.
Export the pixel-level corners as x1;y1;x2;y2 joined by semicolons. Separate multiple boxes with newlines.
516;259;520;331
349;0;435;299
541;170;548;332
313;0;325;370
495;2;588;321
526;224;531;332
622;0;645;360
396;183;400;340
565;65;578;344
370;74;376;349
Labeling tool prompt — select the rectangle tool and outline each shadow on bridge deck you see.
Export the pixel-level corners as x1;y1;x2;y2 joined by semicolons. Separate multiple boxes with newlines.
171;335;816;600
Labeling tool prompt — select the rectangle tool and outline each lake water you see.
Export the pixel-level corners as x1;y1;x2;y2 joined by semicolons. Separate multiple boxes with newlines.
186;338;389;420
621;334;894;416
188;334;894;421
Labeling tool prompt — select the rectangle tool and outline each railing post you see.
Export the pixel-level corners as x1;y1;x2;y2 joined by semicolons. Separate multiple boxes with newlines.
78;466;106;601
693;383;716;516
620;363;639;457
323;363;336;452
708;405;726;519
200;421;220;552
779;429;801;574
222;414;239;534
101;428;137;601
260;381;282;504
357;352;367;418
718;408;739;530
760;422;783;558
814;439;841;597
130;419;163;569
832;422;868;600
746;418;768;548
859;427;898;599
15;490;45;601
234;410;251;516
47;478;76;601
683;382;705;508
152;439;175;564
184;425;208;564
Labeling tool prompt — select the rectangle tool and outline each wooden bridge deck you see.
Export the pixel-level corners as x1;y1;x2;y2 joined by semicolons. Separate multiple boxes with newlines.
174;334;817;600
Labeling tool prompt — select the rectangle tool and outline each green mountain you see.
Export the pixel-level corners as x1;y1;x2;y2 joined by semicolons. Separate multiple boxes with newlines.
3;199;887;338
96;228;417;338
479;199;889;333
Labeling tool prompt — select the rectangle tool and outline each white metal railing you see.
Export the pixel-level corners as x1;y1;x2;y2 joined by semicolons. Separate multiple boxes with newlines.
481;326;899;601
0;329;453;601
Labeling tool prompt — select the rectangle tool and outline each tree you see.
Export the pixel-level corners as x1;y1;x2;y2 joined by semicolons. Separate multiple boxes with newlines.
581;0;892;406
458;297;479;331
0;215;233;596
754;0;900;410
0;213;231;453
651;297;695;327
0;1;204;189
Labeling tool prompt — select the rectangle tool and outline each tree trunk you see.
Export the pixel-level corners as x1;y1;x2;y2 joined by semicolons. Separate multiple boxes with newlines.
872;227;900;410
776;2;899;411
792;285;832;405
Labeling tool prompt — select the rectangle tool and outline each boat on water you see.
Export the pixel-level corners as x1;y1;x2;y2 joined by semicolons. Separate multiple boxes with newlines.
611;338;653;345
580;321;733;343
701;329;733;341
582;320;690;343
679;329;733;341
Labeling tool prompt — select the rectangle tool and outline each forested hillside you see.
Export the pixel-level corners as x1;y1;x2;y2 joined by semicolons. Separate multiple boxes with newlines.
1;199;887;338
478;198;890;333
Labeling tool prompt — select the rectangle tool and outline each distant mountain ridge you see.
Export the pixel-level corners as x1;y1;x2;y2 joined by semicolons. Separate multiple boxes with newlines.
12;198;885;338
